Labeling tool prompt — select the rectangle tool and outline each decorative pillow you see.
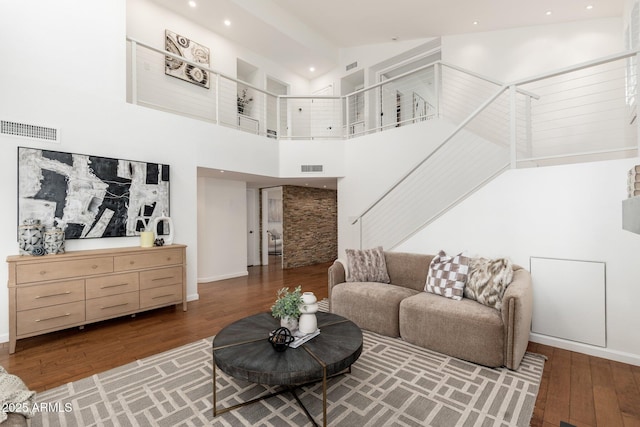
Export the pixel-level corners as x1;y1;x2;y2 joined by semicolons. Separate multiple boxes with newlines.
345;246;391;283
464;257;514;310
424;250;469;300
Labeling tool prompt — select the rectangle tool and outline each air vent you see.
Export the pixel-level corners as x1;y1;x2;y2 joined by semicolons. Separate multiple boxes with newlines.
301;164;323;173
1;120;59;143
346;61;358;71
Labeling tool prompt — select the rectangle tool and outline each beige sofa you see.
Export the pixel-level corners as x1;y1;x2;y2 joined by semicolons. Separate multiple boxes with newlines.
328;251;533;370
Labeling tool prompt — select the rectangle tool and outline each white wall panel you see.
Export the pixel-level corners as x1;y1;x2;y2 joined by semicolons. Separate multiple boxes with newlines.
530;257;606;347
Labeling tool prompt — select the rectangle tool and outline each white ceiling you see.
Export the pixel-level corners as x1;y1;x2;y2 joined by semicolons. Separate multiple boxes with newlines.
151;0;623;79
153;0;624;190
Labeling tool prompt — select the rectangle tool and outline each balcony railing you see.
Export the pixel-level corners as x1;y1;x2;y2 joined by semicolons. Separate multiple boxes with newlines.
127;37;519;141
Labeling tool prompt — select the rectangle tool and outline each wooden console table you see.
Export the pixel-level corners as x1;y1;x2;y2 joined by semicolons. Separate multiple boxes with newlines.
6;244;187;353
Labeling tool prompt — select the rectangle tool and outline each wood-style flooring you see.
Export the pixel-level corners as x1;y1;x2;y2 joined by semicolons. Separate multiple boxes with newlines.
1;257;638;426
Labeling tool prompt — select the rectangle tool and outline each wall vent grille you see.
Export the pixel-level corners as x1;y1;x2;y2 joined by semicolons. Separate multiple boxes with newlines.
301;165;323;173
1;120;59;142
346;61;358;71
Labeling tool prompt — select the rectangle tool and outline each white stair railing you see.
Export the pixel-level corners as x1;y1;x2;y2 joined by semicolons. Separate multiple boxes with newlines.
354;50;640;250
354;86;517;249
513;50;639;166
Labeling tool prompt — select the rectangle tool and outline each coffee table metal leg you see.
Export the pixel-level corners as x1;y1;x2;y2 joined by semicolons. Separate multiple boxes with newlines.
212;350;218;417
322;365;327;427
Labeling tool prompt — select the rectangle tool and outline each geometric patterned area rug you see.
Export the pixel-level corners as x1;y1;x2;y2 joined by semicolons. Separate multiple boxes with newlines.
32;311;545;426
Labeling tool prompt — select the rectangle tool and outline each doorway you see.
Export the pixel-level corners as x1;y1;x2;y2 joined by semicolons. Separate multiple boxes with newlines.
261;187;283;267
266;76;289;138
246;188;259;266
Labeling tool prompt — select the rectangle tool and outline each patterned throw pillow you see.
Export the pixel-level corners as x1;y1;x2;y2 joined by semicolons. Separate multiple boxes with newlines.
345;246;391;283
464;257;514;310
424;250;469;300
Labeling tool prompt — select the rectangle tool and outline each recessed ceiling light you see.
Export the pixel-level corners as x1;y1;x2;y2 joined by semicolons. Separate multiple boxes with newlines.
586;5;593;10
309;66;315;72
545;10;552;16
473;21;479;25
224;19;231;26
188;1;197;7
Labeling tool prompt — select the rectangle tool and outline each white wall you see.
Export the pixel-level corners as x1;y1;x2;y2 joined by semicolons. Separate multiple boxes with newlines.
442;18;623;83
0;0;345;345
197;177;248;281
396;158;640;366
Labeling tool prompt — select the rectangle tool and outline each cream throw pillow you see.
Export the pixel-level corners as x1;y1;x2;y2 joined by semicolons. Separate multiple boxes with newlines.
464;257;514;310
424;250;469;300
345;246;391;283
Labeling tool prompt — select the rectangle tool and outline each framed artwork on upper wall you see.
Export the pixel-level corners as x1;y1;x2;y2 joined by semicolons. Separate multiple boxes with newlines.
165;29;210;89
18;147;170;239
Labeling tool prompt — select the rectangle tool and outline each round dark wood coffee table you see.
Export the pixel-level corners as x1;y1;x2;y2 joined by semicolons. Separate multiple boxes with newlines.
212;311;363;427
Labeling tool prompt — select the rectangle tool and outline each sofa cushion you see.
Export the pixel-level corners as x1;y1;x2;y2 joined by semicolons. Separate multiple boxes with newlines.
464;257;514;310
331;282;418;337
399;292;504;367
424;250;469;300
384;252;434;292
345;247;391;283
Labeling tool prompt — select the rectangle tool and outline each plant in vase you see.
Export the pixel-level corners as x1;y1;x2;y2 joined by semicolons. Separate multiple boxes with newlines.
271;285;303;331
237;88;253;115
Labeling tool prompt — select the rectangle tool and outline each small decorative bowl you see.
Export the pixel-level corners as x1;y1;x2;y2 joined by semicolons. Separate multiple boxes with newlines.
268;327;294;352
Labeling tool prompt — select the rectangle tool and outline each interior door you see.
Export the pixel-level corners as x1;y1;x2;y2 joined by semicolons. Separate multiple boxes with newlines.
380;78;397;130
246;189;259;266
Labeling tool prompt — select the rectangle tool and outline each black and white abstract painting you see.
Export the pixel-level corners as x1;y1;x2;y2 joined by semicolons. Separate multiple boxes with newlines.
18;147;170;239
165;29;210;89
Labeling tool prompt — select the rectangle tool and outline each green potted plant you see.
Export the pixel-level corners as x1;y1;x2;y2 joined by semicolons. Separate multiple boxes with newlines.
271;285;303;330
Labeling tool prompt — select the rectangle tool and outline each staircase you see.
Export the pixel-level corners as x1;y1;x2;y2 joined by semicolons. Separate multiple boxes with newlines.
351;51;639;250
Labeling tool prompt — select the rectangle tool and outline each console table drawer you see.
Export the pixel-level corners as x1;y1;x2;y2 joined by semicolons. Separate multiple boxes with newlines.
16;279;85;311
17;301;85;336
140;283;182;308
140;266;182;290
114;249;183;272
86;273;139;299
7;244;186;353
86;292;139;321
16;257;113;284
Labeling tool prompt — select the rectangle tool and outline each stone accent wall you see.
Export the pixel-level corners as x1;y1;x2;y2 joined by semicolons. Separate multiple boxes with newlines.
282;186;337;269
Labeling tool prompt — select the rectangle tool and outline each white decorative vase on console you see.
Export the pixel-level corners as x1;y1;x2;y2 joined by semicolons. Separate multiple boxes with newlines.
298;292;318;334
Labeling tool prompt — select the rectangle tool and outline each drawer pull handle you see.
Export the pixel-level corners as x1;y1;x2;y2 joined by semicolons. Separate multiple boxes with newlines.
35;291;71;299
36;313;71;322
101;283;128;289
91;265;98;269
152;294;174;299
152;276;174;281
101;303;129;310
39;271;47;275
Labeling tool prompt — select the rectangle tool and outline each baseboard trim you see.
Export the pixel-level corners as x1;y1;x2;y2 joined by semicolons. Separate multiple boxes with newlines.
530;333;640;366
197;271;248;283
187;293;199;302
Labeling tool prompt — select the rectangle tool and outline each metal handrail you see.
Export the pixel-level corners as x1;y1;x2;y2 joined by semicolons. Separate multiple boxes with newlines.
509;49;640;87
351;85;509;225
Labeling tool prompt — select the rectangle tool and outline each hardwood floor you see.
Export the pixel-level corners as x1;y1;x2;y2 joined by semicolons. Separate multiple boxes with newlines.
1;258;639;426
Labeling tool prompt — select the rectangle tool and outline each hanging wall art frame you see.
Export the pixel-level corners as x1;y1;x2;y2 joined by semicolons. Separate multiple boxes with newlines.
18;147;170;239
165;29;210;89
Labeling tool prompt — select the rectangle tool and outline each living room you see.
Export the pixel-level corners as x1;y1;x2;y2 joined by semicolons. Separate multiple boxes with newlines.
1;0;639;426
